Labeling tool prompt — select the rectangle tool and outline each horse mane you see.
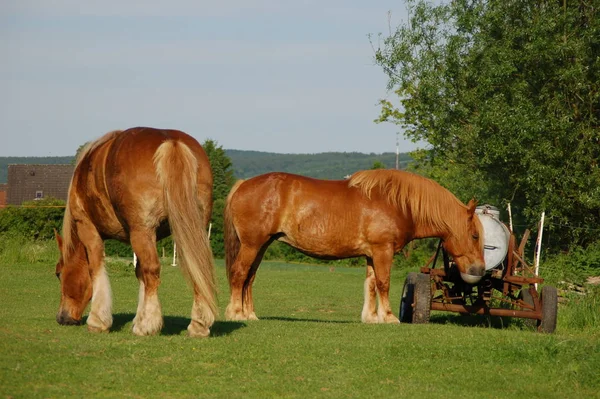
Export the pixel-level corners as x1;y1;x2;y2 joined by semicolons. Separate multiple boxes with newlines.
348;169;467;232
62;130;123;253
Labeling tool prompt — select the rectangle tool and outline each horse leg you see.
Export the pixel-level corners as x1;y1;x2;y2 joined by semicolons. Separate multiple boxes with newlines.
130;230;163;336
225;244;260;321
242;242;270;320
133;258;143;326
242;263;259;321
188;286;214;337
361;258;378;323
372;246;400;324
76;221;113;332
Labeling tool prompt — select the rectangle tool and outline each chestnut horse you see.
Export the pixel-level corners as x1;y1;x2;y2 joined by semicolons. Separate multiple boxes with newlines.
224;170;485;323
55;127;216;337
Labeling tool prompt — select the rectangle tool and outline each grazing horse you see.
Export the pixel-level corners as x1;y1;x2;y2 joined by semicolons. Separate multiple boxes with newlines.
224;170;485;323
55;127;217;337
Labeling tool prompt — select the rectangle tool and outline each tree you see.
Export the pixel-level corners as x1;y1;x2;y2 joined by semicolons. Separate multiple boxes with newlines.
0;198;65;240
72;142;90;165
373;0;600;249
371;160;386;170
202;139;235;201
202;139;235;258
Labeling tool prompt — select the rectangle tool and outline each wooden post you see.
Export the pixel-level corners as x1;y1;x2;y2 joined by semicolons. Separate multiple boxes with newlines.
507;202;513;232
171;243;177;267
534;212;545;289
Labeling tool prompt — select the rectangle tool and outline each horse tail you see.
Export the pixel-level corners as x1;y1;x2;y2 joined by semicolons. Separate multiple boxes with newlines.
224;179;245;280
153;140;217;323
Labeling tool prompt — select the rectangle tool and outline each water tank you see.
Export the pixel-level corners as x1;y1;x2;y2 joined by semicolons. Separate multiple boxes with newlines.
475;205;511;270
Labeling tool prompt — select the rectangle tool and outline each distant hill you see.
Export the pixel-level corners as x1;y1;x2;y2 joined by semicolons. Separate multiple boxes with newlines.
0;151;412;183
225;150;412;180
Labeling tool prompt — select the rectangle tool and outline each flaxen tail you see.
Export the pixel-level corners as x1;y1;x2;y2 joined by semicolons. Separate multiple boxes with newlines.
224;179;245;280
153;140;217;325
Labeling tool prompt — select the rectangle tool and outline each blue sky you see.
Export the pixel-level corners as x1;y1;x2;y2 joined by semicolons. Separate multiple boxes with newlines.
1;1;419;156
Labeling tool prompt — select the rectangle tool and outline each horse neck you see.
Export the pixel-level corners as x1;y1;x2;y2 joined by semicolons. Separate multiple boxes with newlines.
409;199;465;241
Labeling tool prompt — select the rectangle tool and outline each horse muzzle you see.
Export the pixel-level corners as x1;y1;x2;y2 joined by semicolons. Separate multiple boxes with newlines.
56;310;82;326
460;265;485;284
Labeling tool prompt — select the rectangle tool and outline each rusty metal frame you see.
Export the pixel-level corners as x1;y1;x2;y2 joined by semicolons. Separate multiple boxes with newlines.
419;226;545;323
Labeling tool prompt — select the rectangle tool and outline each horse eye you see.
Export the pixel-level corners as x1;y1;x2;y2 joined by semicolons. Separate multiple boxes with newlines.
472;234;479;240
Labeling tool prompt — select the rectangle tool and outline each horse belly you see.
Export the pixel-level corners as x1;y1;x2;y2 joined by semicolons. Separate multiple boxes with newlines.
279;218;363;258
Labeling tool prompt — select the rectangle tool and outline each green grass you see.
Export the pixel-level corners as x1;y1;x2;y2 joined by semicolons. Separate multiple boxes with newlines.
1;258;599;399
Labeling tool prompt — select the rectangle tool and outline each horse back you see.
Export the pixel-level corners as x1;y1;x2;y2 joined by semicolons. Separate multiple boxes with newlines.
229;172;403;257
71;127;211;241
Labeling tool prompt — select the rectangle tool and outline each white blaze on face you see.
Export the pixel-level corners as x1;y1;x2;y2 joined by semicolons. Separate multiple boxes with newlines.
460;272;483;284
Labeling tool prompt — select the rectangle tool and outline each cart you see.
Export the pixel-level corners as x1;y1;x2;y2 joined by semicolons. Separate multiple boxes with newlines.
400;205;558;333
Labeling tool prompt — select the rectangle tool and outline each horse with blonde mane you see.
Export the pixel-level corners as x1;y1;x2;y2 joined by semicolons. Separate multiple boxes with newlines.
224;170;485;323
55;127;216;337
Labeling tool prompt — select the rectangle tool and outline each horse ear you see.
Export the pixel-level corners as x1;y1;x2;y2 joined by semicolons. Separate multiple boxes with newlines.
467;199;478;218
54;228;63;249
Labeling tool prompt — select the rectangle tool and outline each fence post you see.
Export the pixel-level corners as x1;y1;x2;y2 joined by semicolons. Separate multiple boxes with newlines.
534;212;545;289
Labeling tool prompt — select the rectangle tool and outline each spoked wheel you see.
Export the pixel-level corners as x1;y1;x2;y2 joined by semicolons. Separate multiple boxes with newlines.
399;272;418;323
539;285;558;334
413;273;432;324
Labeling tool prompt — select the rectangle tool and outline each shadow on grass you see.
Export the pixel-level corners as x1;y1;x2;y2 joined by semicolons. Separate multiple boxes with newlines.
429;313;534;331
265;315;532;330
84;313;246;337
261;316;356;324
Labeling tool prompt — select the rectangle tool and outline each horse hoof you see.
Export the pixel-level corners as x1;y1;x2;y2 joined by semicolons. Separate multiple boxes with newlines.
361;314;378;324
247;312;259;321
225;308;247;321
226;314;247;321
132;326;157;336
132;320;163;336
87;325;110;333
379;314;400;324
188;323;210;338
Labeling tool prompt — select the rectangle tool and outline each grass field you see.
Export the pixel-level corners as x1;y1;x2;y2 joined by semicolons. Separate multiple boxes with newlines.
1;258;599;398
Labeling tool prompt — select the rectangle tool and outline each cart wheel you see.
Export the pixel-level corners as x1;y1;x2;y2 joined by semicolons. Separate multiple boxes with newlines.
539;285;558;334
519;289;537;329
413;273;431;324
399;272;418;323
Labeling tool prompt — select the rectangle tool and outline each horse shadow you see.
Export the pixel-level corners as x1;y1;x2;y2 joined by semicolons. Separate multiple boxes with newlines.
265;315;531;330
84;313;246;337
261;316;356;324
429;313;534;331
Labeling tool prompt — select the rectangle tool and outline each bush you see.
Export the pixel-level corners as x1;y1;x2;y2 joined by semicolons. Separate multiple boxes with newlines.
104;240;133;258
539;241;600;285
0;198;65;240
393;239;440;270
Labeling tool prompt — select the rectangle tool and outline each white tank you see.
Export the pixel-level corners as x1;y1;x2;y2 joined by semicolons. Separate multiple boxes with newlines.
475;205;511;270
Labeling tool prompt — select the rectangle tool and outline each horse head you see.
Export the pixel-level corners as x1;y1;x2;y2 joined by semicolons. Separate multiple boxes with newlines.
54;229;92;326
442;199;486;284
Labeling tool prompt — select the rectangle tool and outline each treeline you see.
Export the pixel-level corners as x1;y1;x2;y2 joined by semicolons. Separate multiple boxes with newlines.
0;151;412;184
226;150;412;180
2;143;410;264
